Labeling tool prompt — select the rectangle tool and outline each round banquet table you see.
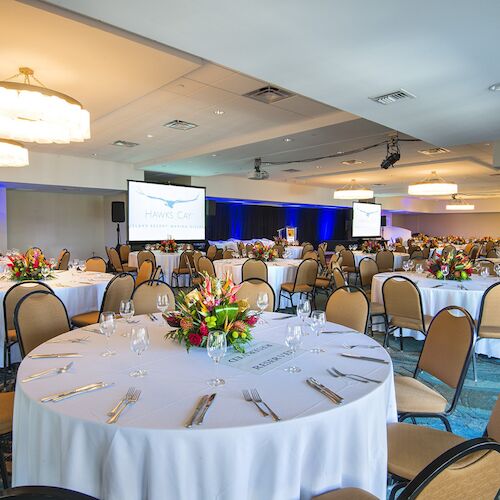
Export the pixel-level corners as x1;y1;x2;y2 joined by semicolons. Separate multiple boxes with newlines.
213;258;302;308
352;251;409;271
128;250;190;286
13;313;396;500
0;270;112;367
371;271;500;358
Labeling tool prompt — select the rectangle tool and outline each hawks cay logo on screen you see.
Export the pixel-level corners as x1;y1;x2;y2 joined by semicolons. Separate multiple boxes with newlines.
138;189;200;221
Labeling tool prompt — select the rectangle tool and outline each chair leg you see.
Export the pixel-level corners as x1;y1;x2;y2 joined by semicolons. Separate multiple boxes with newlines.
389;481;407;500
438;415;452;432
0;446;9;489
399;327;404;351
278;291;282;311
472;350;477;383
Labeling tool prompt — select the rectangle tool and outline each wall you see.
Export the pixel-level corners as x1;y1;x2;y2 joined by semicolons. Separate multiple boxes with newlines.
392;212;500;238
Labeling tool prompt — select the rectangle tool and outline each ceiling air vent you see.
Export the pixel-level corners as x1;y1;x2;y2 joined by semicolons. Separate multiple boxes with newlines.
369;89;416;105
341;159;364;165
418;147;451;156
244;85;295;104
163;120;198;130
282;168;301;173
112;140;139;147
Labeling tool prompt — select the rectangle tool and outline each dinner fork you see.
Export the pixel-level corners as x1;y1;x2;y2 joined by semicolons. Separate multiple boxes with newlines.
107;387;136;416
48;336;90;344
242;389;268;417
251;389;280;422
342;343;381;350
327;367;368;383
22;362;73;382
107;389;141;424
328;366;381;384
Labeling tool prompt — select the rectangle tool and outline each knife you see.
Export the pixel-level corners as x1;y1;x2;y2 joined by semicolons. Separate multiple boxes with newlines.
185;395;209;428
340;353;389;364
432;284;444;288
306;379;341;405
195;393;217;425
40;382;105;402
51;383;113;402
28;353;83;359
22;366;60;382
309;377;343;402
273;315;294;320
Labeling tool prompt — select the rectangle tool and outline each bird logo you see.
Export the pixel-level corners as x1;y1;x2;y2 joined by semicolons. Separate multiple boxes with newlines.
138;190;200;208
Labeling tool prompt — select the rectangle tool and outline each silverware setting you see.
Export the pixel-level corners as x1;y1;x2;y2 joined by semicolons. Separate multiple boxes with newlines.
327;366;381;384
242;389;268;417
28;353;83;359
185;395;209;428
81;328;101;334
323;330;355;334
148;313;158;322
47;336;90;344
306;378;343;404
272;315;294;320
342;343;382;350
107;387;136;416
250;389;280;421
107;388;141;424
432;284;444;288
340;352;389;364
40;382;113;403
196;393;216;425
22;362;73;382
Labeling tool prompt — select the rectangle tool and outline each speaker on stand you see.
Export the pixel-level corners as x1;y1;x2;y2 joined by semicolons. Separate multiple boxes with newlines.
112;201;126;249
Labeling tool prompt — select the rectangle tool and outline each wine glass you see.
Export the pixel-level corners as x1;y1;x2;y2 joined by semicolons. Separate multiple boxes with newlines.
49;257;56;268
156;294;170;324
494;263;500;277
99;311;116;357
284;325;303;373
296;298;311;328
309;310;326;353
402;260;409;272
41;266;50;280
79;260;86;272
480;266;490;278
256;292;269;323
129;326;150;377
119;299;135;334
415;263;424;274
441;265;449;280
72;259;79;271
407;260;415;272
207;331;227;387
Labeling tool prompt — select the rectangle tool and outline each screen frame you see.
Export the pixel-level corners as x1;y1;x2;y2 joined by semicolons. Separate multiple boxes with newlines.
127;179;207;243
351;201;382;238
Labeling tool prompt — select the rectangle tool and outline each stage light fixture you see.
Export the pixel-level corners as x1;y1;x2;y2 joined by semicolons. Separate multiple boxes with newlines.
380;135;401;169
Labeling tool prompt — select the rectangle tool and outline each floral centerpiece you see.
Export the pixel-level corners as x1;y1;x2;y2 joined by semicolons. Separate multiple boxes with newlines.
165;273;257;352
428;250;472;281
360;240;382;254
158;239;178;253
273;236;289;247
251;243;278;261
7;250;54;281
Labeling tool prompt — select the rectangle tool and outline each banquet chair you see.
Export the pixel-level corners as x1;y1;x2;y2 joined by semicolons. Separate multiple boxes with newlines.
193;251;203;269
332;267;347;289
302;250;318;260
151;265;163;281
319;242;328;252
55;249;70;271
394;306;474;432
108;247;136;273
0;391;14;488
359;258;385;333
318;246;327;271
3;281;54;383
274;244;285;258
409;249;424;259
135;259;154;288
206;245;217;260
387;393;500;493
485;240;495;253
137;250;156;269
410;258;428;269
278;259;318;310
471;281;500;381
334;244;345;253
222;250;234;259
14;291;71;357
237;241;245;257
464;242;474;255
245;243;254;257
84;257;106;273
313;438;500;500
340;249;357;283
183;243;194;251
301;243;314;257
242;258;267;282
213;248;223;261
475;259;495;275
119;244;131;264
382;275;432;351
0;486;99;499
171;251;193;287
325;285;369;334
187;257;202;287
70;273;135;327
441;245;455;259
197;256;216;278
422;246;431;259
236;279;275;312
395;244;406;254
376;250;394;273
486;249;498;258
469;245;480;261
131;280;175;315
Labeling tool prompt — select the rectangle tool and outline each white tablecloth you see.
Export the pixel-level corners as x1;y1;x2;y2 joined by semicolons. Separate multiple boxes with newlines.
352;252;409;270
13;313;396;500
0;270;112;367
128;251;189;286
213;258;302;308
284;246;304;259
371;272;500;358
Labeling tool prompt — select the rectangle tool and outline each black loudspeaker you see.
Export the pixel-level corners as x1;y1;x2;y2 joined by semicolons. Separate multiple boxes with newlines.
381;215;387;227
206;200;216;217
112;201;125;223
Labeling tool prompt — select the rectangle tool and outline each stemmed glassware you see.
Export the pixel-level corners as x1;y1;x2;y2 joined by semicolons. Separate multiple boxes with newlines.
402;260;410;272
256;291;269;323
309;310;326;353
407;260;415;272
119;299;135;336
284;325;303;373
100;311;116;357
415;263;424;274
480;265;490;278
41;266;50;280
494;263;500;278
156;294;170;324
441;265;449;280
129;326;150;377
296;298;311;332
207;331;227;387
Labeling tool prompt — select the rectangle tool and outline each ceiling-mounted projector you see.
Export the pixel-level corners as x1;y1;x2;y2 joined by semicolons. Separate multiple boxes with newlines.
248;157;269;180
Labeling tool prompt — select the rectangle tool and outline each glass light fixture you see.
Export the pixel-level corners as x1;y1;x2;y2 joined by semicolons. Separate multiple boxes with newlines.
0;139;28;167
408;171;457;196
0;67;90;144
446;194;474;211
334;179;374;199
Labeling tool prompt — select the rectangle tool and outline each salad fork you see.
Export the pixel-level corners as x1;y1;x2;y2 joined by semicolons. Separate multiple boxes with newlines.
242;389;268;417
328;366;381;384
107;388;141;424
251;389;280;421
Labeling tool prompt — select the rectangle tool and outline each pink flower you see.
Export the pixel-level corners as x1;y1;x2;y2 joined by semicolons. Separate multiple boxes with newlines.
199;322;209;336
245;315;258;326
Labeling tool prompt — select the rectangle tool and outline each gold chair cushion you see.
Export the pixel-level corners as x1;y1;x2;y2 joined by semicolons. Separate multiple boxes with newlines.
315;277;331;289
172;268;190;274
281;282;313;293
395;375;447;414
71;311;99;327
390;314;432;332
388;422;465;480
7;328;17;342
478;326;500;339
0;391;14;435
313;487;377;500
370;302;385;315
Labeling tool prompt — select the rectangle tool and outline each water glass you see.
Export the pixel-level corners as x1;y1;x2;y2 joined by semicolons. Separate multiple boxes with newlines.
256;292;269;322
119;299;135;334
284;325;303;373
296;298;311;327
41;266;50;280
407;260;415;271
156;294;170;324
494;263;500;277
415;263;424;274
441;265;449;279
480;266;490;278
100;311;116;357
207;331;227;387
402;261;409;272
129;326;150;377
309;310;326;353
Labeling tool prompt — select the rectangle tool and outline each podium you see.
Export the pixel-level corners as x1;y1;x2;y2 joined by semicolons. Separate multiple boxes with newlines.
278;226;298;244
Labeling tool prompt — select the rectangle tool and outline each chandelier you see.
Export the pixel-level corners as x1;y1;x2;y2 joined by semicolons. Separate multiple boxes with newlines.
446;194;474;211
408;171;457;196
0;139;28;167
334;179;374;200
0;67;90;144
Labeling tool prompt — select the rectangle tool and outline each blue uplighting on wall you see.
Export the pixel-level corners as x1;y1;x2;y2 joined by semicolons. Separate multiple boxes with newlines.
285;207;299;228
229;203;243;239
318;208;336;241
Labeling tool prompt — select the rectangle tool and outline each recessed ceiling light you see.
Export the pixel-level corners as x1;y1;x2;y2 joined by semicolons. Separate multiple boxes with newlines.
146;134;154;138
211;154;217;157
488;83;500;91
315;165;322;169
341;159;364;166
91;153;97;157
336;151;344;155
418;147;450;156
214;109;224;115
283;137;293;142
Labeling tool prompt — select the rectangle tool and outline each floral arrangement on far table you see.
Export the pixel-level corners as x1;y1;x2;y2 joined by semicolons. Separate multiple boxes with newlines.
165;273;257;352
360;240;382;254
7;250;54;281
428;250;472;281
251;243;278;261
158;239;178;253
273;236;289;247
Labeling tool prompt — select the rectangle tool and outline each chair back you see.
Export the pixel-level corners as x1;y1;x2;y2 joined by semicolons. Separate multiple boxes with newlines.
422;247;431;259
408;244;421;255
332;267;346;289
318;246;327;269
293;259;318;290
206;245;217;260
236;279;275;312
485;241;495;252
359;257;378;290
136;259;154;287
177;251;192;272
56;250;70;271
245;243;254;257
376;250;394;272
222;250;234;259
184;243;194;251
107;247;124;272
193;251;203;271
382;276;425;325
119;244;131;263
318;242;328;252
477;282;500;340
151;266;162;281
418;306;474;389
469;245;480;260
237;241;245;257
301;243;314;257
137;250;156;269
411;258;428;269
476;259;495;275
486;249;498;258
464;242;474;255
302;250;318;260
334;244;345;253
410;249;424;259
0;485;100;499
14;291;70;356
242;258;267;282
197;256;216;277
441;245;455;260
85;257;106;273
340;249;355;268
325;286;369;333
274;244;285;258
100;273;135;315
395;244;406;253
131;280;175;315
25;247;43;259
213;248;223;261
